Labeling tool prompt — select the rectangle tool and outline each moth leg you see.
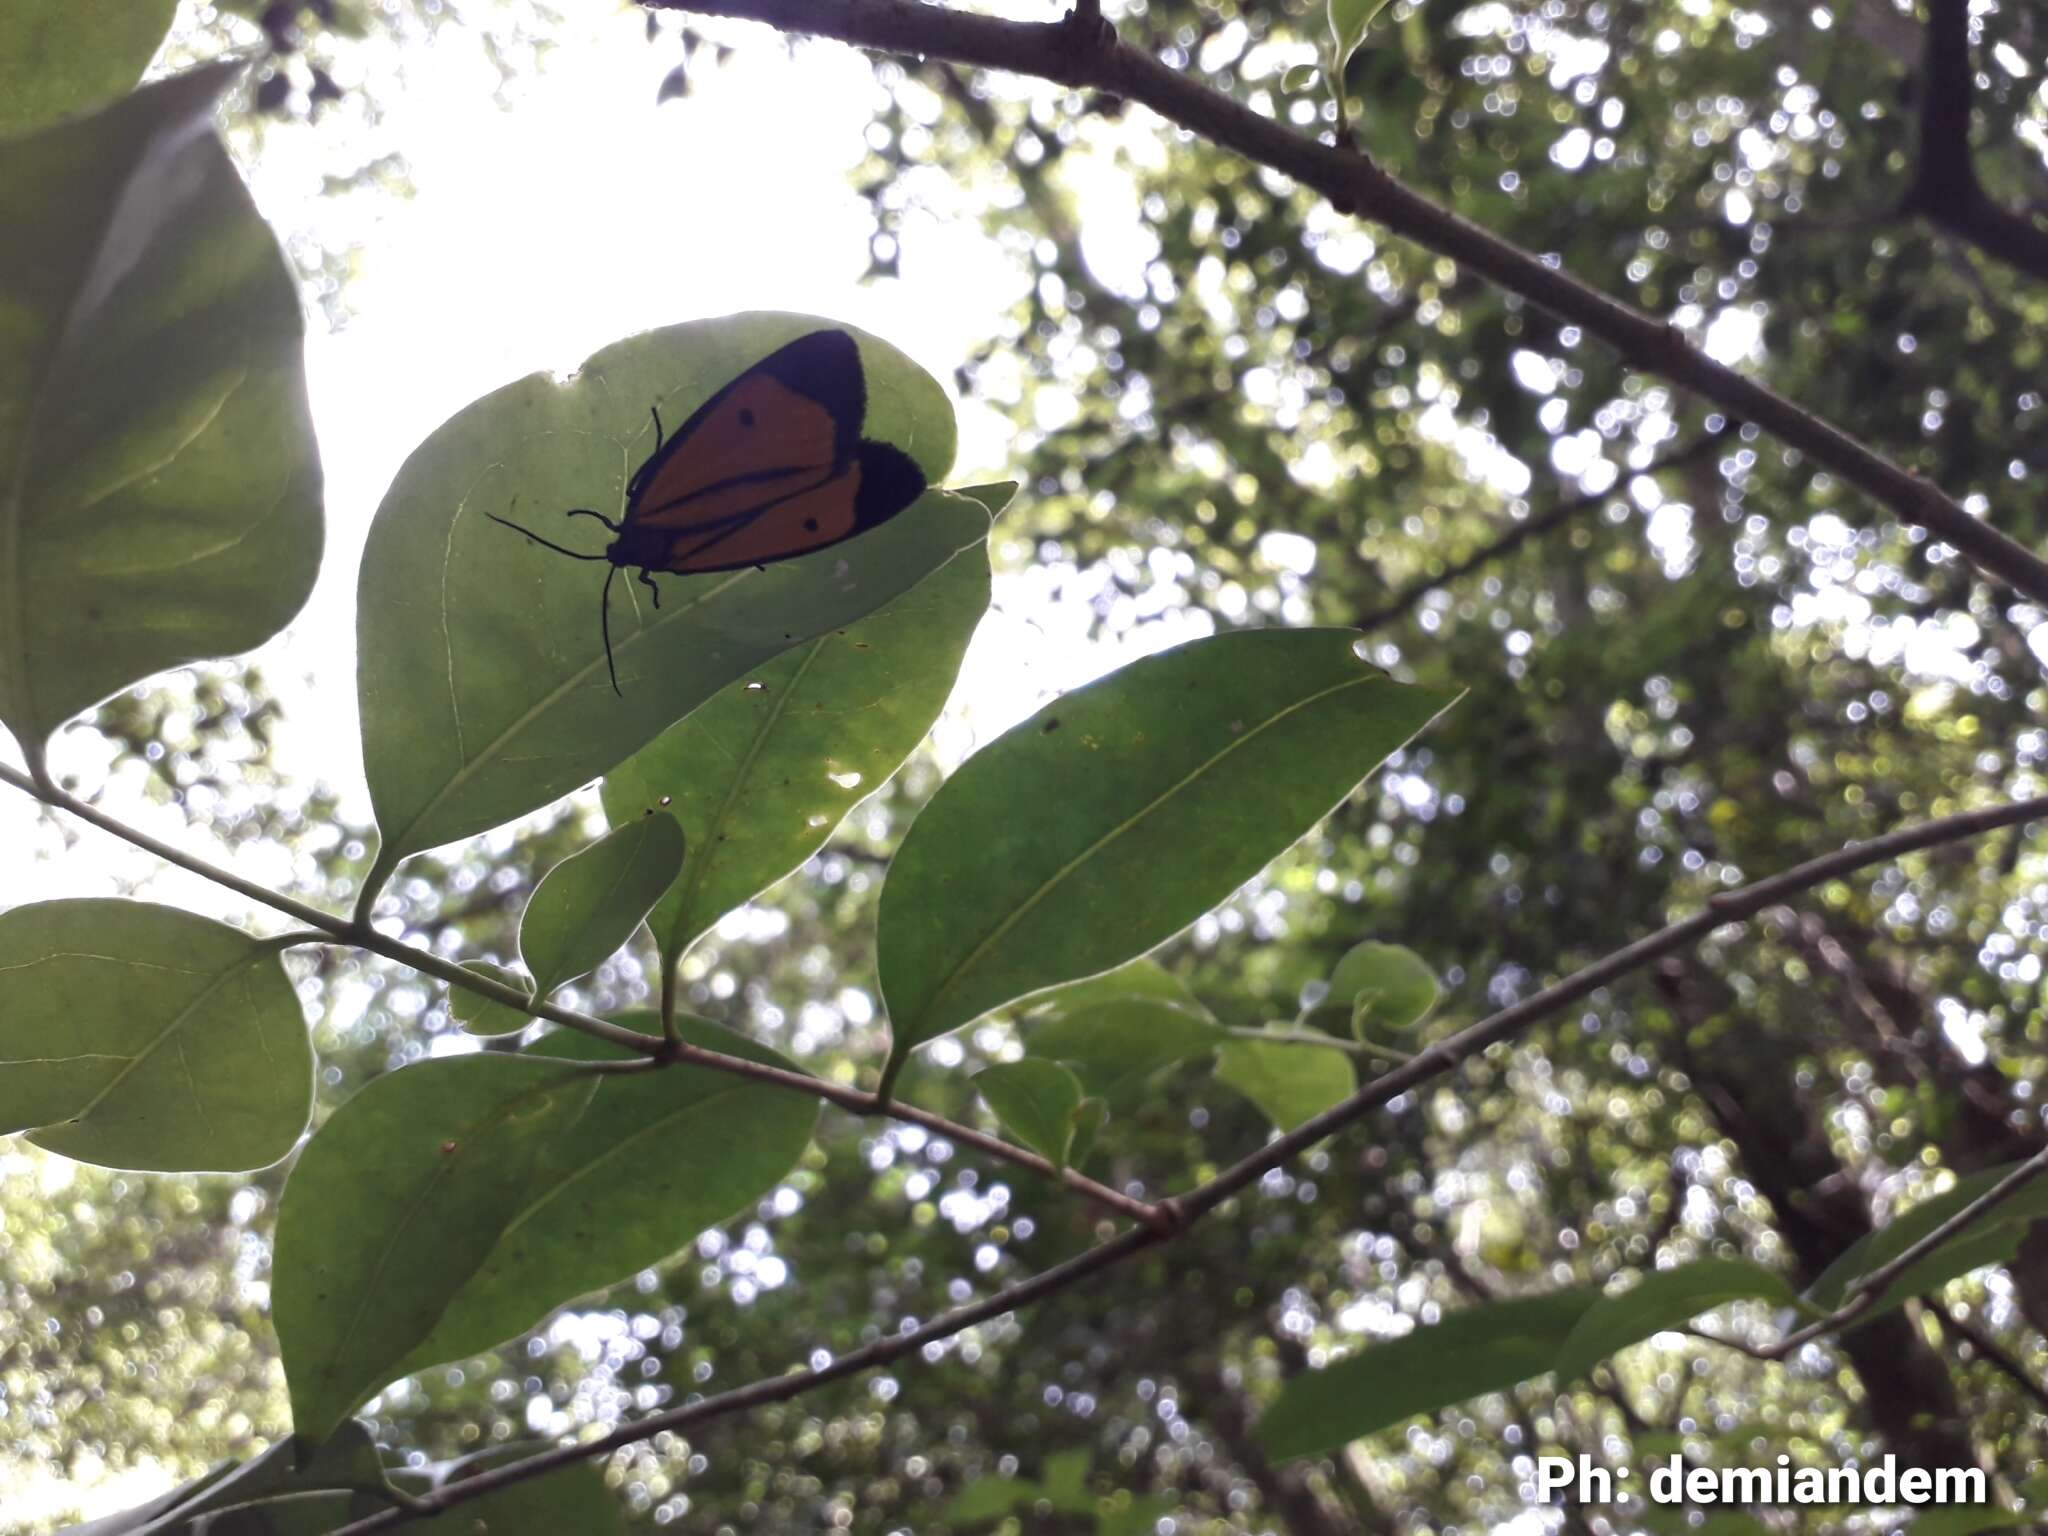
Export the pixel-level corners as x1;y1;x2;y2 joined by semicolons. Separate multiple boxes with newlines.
638;567;662;610
649;405;665;453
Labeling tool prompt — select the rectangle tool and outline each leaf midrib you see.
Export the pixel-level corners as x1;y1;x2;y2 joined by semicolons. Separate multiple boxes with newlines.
530;823;670;996
909;672;1379;1034
315;1066;594;1424
1;108;155;745
58;950;268;1131
378;552;753;874
662;637;826;958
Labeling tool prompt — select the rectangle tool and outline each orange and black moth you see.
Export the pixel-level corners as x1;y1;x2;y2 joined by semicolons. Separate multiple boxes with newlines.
490;329;927;693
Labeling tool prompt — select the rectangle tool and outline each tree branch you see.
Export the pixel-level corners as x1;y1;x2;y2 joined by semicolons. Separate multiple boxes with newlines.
1355;429;1731;635
327;790;2048;1531
1902;0;2048;284
0;762;1164;1232
646;0;2048;605
1931;1304;2048;1416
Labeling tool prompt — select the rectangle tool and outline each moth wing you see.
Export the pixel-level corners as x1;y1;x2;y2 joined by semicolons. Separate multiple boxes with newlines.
628;331;868;530
658;441;927;575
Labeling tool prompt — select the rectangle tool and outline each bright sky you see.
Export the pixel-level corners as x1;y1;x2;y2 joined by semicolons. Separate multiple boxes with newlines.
2;3;1200;927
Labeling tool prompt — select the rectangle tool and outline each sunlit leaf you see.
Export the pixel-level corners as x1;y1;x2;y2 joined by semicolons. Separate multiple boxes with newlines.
1022;960;1226;1111
877;629;1460;1089
975;1059;1088;1169
1329;0;1394;71
945;1477;1036;1524
0;898;311;1172
1281;62;1322;92
272;1055;601;1441
1805;1160;2048;1321
386;1014;818;1383
519;814;685;998
1215;1035;1355;1132
1552;1257;1802;1384
0;0;177;133
404;1454;624;1535
602;524;991;965
1302;940;1438;1038
355;312;979;901
449;960;533;1036
80;1422;400;1535
0;63;322;756
1259;1288;1599;1459
1097;1493;1179;1536
1040;1447;1094;1515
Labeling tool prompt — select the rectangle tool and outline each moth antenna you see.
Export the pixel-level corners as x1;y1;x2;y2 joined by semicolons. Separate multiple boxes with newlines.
487;511;608;561
600;564;621;696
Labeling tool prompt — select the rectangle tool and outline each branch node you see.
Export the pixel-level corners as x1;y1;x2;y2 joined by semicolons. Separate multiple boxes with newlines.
1149;1195;1191;1238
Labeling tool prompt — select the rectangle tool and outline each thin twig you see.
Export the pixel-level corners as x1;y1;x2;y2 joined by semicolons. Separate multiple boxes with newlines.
1355;431;1730;634
643;0;2048;606
0;762;1162;1230
1756;1146;2048;1360
1930;1305;2048;1416
1178;796;2048;1226
324;791;2048;1531
324;1223;1165;1536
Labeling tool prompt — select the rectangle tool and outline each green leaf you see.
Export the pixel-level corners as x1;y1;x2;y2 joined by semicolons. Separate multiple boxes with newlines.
0;63;322;755
1805;1160;2048;1320
1026;990;1225;1111
1552;1258;1802;1384
408;1455;624;1535
0;898;311;1172
1329;0;1394;71
1098;1493;1178;1536
1040;1447;1094;1515
1258;1287;1600;1459
519;815;686;998
975;1060;1088;1169
384;1014;818;1386
272;1055;602;1441
449;960;533;1036
89;1423;398;1535
1068;1098;1108;1169
876;629;1459;1087
354;312;980;901
952;481;1020;517
1215;1036;1356;1132
1304;940;1438;1038
945;1477;1036;1524
601;532;989;965
0;0;177;133
1281;62;1323;93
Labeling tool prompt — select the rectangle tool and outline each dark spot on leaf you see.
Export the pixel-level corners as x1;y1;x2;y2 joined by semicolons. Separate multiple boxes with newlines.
1042;717;1061;733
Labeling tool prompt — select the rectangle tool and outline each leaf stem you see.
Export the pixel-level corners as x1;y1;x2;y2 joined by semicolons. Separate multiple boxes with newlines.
0;759;1161;1230
1222;1023;1409;1060
322;789;2048;1533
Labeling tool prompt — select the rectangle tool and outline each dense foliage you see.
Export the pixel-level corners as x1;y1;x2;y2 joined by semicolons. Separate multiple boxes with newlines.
3;0;2047;1532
